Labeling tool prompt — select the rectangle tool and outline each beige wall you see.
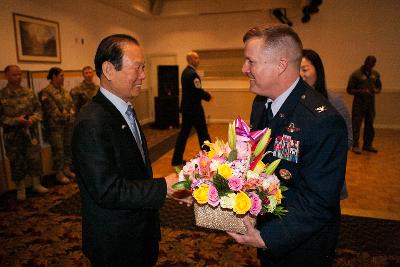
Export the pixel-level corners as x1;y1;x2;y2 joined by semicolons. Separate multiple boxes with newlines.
1;0;153;120
143;0;400;128
1;0;399;128
1;0;146;71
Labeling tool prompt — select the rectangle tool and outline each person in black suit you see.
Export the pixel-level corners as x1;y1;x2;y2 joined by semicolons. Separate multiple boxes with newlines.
72;34;184;267
228;25;348;267
171;51;211;166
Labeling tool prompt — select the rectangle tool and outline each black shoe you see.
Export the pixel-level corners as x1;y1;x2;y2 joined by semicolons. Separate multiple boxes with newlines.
352;147;362;154
171;160;187;167
363;146;378;153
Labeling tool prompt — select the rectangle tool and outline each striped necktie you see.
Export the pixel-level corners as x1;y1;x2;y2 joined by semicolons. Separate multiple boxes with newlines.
126;105;145;160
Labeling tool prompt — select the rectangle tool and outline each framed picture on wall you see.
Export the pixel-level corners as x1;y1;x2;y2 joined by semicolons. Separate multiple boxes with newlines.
13;13;61;63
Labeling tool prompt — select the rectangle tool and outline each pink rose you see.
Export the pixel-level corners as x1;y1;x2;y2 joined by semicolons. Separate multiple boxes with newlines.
228;176;244;191
208;185;219;207
249;192;262;216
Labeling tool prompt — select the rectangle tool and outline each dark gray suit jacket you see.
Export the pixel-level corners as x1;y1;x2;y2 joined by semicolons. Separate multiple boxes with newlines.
72;90;166;266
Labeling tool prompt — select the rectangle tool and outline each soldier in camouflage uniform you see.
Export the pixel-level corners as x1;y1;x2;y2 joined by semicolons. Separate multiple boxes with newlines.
40;67;75;184
0;65;48;201
70;66;99;113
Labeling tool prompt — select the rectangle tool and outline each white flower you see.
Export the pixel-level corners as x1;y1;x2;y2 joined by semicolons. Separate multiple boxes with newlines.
178;170;185;182
183;158;198;174
210;159;221;172
246;170;259;181
220;193;236;209
267;196;277;213
262;174;280;191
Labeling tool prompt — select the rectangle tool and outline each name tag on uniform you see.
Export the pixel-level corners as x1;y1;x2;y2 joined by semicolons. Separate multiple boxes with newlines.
273;135;300;163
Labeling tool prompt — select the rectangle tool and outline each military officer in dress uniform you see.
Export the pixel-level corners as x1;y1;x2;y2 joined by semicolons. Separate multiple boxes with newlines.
0;65;48;201
228;25;348;267
70;66;99;113
40;67;75;184
171;51;212;166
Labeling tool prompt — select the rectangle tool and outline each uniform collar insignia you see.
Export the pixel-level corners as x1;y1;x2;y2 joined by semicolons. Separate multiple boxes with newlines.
315;105;327;113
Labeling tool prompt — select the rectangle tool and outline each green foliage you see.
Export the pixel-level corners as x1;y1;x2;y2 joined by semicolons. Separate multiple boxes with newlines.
172;175;192;190
227;149;238;162
273;206;289;219
174;166;182;174
213;174;231;196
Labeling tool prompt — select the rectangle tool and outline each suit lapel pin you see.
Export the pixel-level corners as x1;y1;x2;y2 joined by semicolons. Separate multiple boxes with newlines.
122;124;127;129
315;105;327;113
286;122;300;133
279;169;292;180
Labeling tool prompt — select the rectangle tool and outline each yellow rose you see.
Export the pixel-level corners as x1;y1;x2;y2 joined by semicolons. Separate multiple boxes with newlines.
233;191;251;215
193;184;209;204
275;189;283;204
218;163;233;179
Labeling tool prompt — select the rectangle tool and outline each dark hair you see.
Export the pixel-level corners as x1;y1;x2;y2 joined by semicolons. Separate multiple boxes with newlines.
302;49;328;99
94;34;140;78
47;67;63;80
4;65;18;73
82;66;93;73
243;24;303;65
364;55;376;65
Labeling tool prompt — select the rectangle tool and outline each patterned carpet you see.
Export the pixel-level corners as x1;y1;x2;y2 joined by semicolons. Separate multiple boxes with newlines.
1;125;399;267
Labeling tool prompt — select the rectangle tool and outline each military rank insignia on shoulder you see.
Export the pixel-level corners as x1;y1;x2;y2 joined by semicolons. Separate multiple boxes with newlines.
273;135;300;163
300;91;330;116
315;105;327;113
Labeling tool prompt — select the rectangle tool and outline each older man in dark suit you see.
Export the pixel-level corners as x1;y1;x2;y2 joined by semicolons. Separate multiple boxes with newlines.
228;25;348;267
72;34;182;267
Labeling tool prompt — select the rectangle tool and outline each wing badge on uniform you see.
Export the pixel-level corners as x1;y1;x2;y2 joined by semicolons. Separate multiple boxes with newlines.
273;134;300;163
315;105;327;113
286;122;300;133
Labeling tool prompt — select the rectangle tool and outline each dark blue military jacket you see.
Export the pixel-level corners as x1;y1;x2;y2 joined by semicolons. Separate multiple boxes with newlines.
180;65;211;114
251;79;348;267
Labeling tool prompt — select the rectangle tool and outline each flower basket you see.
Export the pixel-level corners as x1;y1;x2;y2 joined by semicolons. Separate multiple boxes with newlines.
194;202;248;234
172;118;288;234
